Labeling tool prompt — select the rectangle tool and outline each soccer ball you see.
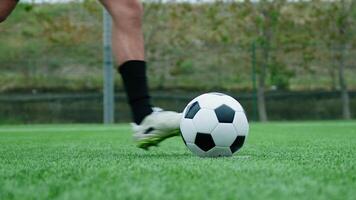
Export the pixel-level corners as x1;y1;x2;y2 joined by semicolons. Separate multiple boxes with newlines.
180;92;249;157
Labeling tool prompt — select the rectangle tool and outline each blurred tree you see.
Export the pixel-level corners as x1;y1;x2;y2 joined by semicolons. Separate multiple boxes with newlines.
334;0;355;119
312;0;355;119
1;1;355;95
243;0;287;122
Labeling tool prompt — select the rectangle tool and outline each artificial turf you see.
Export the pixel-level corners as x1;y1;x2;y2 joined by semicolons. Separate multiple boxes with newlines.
0;121;355;200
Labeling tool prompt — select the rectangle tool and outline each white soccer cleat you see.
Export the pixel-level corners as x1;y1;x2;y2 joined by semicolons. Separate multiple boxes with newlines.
131;108;182;150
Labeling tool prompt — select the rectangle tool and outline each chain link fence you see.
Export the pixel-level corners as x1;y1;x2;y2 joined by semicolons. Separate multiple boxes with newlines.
0;91;355;123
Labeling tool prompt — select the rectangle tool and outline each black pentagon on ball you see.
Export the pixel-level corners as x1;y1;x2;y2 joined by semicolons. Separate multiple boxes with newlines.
230;136;246;153
214;104;235;123
195;132;215;152
184;101;201;119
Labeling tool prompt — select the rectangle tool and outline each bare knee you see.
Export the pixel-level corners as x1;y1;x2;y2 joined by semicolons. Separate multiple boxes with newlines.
104;0;143;26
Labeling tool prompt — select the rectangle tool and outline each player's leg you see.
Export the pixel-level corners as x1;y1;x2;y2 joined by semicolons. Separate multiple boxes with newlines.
0;0;18;23
99;0;181;149
100;0;151;125
100;0;145;65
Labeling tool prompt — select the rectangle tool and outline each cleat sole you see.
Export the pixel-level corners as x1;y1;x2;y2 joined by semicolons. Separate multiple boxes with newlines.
137;129;180;150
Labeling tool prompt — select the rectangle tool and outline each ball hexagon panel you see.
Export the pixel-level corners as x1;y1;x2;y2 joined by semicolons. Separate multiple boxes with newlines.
197;95;224;110
220;95;244;112
206;146;232;157
180;118;198;143
214;104;236;123
192;108;219;133
186;143;206;157
211;123;238;147
186;93;212;108
194;132;216;152
232;112;249;136
230;136;246;153
184;101;200;119
208;92;226;96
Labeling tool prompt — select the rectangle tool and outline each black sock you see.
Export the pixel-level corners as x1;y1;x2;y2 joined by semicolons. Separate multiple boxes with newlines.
119;60;153;124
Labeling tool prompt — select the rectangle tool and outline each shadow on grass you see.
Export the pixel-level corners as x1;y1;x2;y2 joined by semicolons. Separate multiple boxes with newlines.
115;151;252;160
121;152;193;159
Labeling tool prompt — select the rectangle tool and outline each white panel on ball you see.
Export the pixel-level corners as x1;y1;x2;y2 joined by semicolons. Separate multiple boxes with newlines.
186;143;206;157
180;118;198;143
197;95;224;110
220;95;244;112
206;146;232;157
211;123;238;147
192;109;219;133
233;112;249;136
184;93;210;112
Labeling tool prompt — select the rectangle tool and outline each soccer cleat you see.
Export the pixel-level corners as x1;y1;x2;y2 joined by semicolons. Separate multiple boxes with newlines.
132;108;182;150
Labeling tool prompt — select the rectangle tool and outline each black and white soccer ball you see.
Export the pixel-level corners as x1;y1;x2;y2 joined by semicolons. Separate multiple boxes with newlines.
180;93;249;157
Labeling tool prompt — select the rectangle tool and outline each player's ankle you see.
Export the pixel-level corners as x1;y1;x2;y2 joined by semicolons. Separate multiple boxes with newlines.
118;60;153;125
131;101;153;124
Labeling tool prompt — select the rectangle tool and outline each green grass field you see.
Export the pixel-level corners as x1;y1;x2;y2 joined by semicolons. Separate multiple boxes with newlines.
0;121;355;200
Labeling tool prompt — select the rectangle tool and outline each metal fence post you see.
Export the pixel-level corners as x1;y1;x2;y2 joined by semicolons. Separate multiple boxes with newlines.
103;9;115;124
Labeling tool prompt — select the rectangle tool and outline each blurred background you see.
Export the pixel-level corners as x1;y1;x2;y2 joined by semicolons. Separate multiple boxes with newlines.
0;0;355;124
